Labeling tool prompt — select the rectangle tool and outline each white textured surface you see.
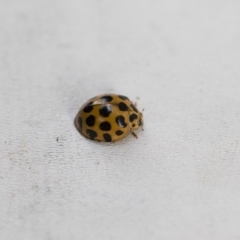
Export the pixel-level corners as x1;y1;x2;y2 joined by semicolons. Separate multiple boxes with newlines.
1;0;240;239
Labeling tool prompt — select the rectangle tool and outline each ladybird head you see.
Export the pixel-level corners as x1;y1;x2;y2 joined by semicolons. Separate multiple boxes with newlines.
129;103;144;130
138;112;144;127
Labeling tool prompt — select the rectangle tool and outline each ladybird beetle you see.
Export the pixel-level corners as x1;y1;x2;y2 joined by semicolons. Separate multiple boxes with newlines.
74;94;143;142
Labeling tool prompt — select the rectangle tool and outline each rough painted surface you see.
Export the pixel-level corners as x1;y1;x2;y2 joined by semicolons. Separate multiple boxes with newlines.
0;0;240;239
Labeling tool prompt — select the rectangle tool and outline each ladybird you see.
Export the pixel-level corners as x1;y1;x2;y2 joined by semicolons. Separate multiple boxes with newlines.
74;94;143;142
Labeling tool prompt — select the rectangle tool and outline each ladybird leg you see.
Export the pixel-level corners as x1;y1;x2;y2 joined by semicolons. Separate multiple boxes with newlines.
131;132;138;139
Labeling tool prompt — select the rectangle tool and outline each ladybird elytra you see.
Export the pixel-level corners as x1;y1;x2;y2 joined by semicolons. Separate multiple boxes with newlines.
74;94;143;142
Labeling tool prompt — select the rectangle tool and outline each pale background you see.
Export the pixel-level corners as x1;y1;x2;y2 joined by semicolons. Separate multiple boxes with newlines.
0;0;240;239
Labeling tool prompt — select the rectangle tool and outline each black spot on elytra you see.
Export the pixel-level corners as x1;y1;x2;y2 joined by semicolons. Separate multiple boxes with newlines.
87;129;97;139
116;130;124;136
103;133;112;142
118;95;129;100
116;115;127;128
118;102;128;111
132;124;136;127
99;105;112;117
100;95;113;102
78;117;83;130
130;104;138;113
86;115;95;127
83;102;93;113
129;113;137;122
99;121;111;131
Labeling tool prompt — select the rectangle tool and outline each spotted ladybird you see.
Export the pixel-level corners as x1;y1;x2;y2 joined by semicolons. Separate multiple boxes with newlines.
74;94;143;142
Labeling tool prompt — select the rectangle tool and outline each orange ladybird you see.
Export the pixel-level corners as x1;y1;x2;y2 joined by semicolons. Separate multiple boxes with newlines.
74;94;143;142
